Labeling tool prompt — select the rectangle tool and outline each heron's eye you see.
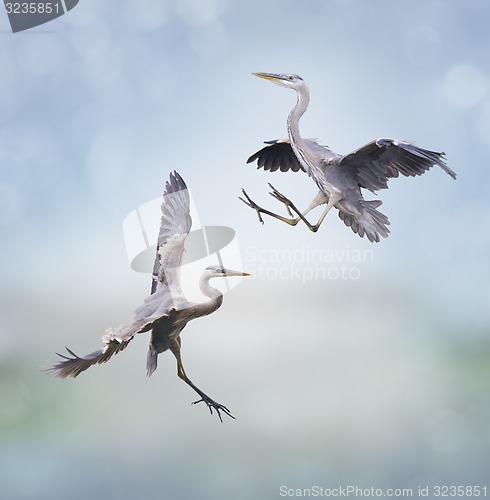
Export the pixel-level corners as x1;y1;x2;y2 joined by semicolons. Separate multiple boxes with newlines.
287;75;294;81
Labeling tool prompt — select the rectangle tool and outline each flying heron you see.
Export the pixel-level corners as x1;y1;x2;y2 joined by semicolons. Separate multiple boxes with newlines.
48;171;249;421
240;72;457;242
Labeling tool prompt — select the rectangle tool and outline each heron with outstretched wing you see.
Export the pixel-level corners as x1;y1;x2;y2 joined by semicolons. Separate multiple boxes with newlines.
48;171;248;421
241;73;457;242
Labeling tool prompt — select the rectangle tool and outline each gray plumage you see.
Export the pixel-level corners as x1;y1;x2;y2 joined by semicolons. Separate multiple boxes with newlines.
48;171;248;421
241;73;456;242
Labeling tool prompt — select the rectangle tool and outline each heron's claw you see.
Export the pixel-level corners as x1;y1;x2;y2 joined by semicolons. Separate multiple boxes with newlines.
192;396;236;422
268;183;295;218
240;187;302;227
239;189;265;224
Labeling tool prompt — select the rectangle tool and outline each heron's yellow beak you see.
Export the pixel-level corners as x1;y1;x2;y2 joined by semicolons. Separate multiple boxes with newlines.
226;270;250;277
253;72;285;83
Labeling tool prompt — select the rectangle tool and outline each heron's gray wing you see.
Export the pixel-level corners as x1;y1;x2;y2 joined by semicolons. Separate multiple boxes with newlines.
102;172;191;345
247;139;307;172
48;292;173;379
339;138;456;193
151;171;192;295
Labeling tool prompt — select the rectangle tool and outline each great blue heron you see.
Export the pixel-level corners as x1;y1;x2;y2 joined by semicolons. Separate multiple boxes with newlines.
240;73;457;242
48;171;249;421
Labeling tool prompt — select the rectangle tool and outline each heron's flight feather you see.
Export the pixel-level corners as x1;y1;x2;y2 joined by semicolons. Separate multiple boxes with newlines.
339;139;456;193
47;340;131;378
247;139;308;173
151;171;192;295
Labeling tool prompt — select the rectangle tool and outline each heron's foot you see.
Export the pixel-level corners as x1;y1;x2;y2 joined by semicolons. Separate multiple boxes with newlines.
240;187;302;227
239;189;265;224
268;183;295;218
192;396;236;422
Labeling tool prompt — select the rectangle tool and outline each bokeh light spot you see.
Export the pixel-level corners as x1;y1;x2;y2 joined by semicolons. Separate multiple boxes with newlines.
176;0;229;25
441;63;488;109
123;0;170;31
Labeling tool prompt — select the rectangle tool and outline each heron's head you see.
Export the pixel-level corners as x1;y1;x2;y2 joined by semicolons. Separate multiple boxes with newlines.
204;265;250;279
253;72;306;91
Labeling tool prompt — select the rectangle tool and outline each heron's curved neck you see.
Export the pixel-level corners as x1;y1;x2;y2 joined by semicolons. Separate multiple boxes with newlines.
287;86;310;151
197;274;224;316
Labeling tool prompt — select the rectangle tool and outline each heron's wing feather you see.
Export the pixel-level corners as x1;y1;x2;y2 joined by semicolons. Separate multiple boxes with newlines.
47;339;133;378
47;291;172;378
47;286;177;378
151;171;192;296
247;139;309;173
339;139;456;193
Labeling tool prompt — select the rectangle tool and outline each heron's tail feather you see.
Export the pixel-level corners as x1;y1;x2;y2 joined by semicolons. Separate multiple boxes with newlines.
46;340;131;379
146;346;158;377
338;200;390;243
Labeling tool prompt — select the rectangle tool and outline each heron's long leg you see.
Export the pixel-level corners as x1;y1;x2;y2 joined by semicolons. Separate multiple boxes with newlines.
170;338;235;422
301;190;342;232
268;184;333;231
268;184;342;232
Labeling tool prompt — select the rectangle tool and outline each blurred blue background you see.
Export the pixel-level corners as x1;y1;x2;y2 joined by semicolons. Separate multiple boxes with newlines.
1;0;489;498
